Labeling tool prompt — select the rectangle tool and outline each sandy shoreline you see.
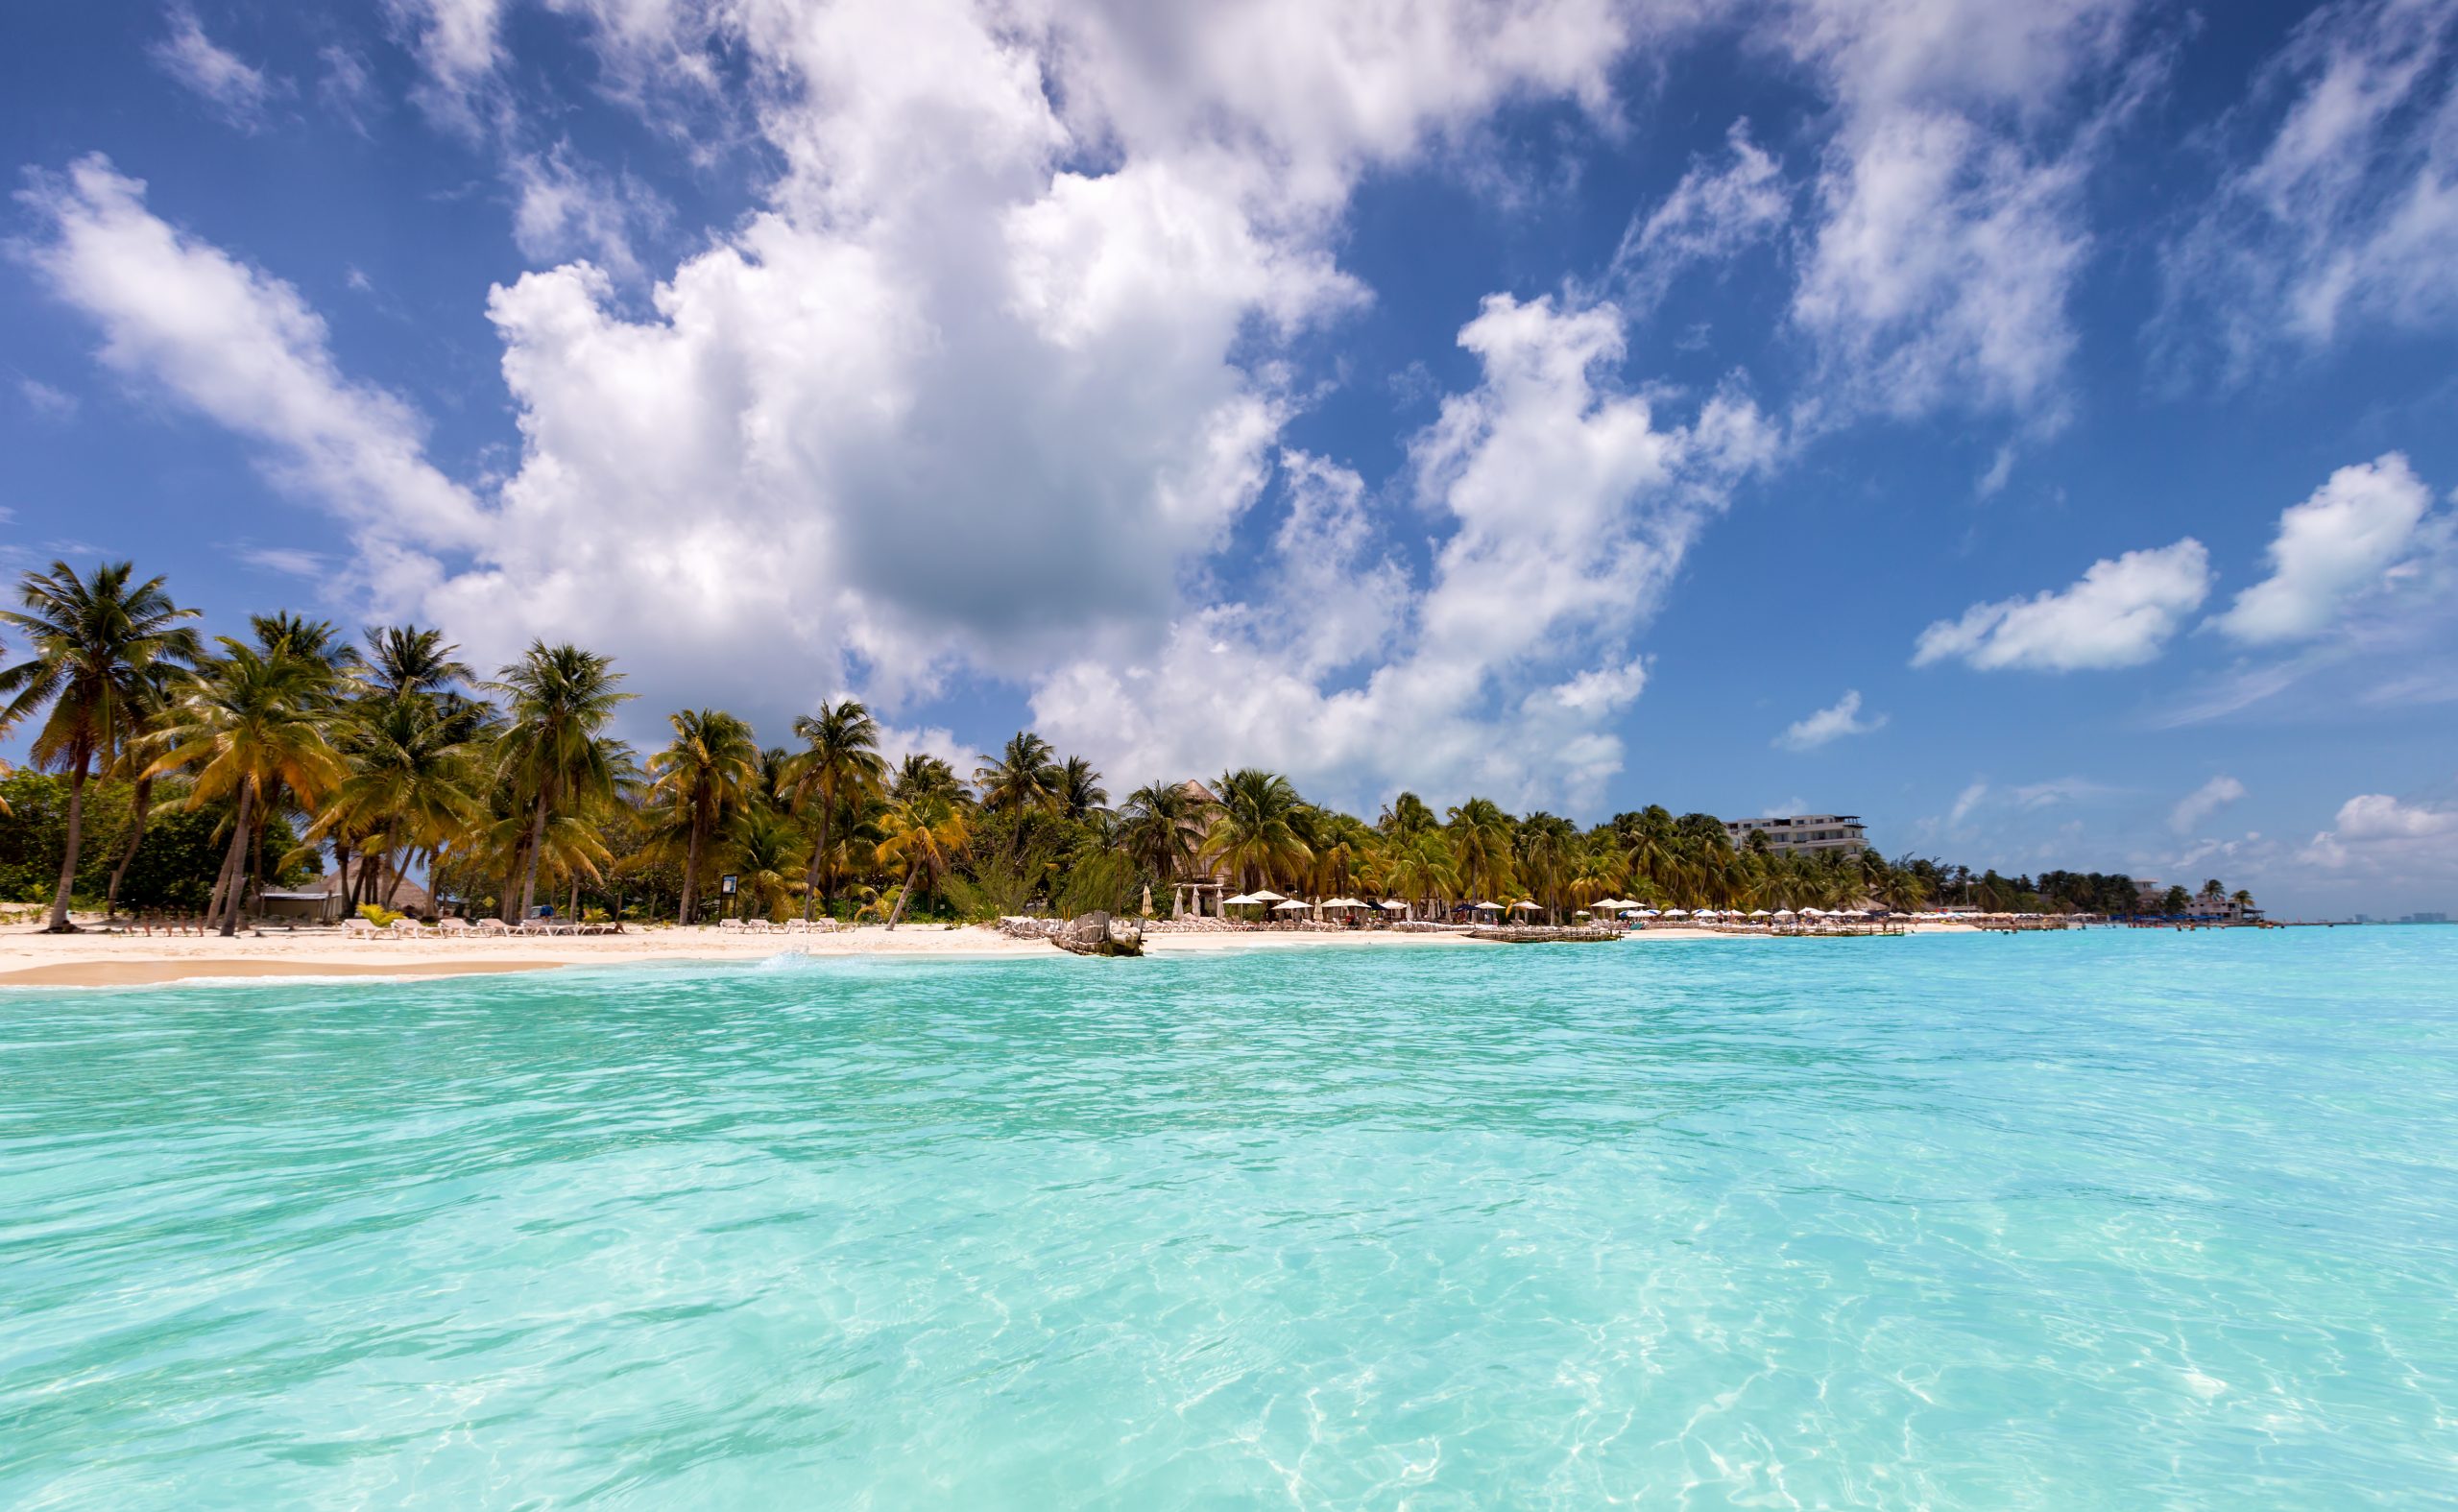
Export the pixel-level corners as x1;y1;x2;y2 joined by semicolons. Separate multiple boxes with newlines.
0;920;1971;989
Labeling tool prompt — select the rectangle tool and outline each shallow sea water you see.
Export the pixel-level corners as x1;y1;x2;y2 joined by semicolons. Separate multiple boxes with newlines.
4;927;2455;1507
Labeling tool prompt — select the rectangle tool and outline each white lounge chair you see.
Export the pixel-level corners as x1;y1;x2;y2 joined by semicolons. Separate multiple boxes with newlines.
342;918;378;940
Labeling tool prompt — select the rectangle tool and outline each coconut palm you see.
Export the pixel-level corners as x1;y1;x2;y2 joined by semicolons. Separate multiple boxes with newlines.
1204;768;1312;893
1119;780;1209;890
310;692;485;911
0;562;202;930
1515;811;1578;922
362;625;474;700
1386;829;1458;918
976;732;1061;815
877;790;971;929
1056;756;1109;824
485;642;632;921
782;698;885;921
148;642;347;936
726;804;808;921
1445;797;1518;902
645;708;761;924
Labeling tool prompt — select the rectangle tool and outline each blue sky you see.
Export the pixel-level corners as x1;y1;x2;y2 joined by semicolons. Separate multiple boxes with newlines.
5;0;2456;914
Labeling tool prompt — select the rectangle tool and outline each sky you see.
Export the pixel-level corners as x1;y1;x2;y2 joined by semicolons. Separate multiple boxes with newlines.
3;0;2456;916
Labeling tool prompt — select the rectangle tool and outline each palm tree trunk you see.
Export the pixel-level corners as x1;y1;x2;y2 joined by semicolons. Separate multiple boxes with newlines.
43;750;91;933
104;773;155;919
885;855;922;930
518;792;548;920
215;786;255;938
335;835;355;908
567;876;580;922
679;820;703;925
802;804;830;923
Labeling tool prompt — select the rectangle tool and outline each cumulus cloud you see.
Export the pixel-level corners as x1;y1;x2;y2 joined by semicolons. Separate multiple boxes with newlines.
153;4;275;129
1775;688;1885;750
2301;792;2458;874
13;156;486;603
36;1;1746;813
2170;774;2247;833
2210;452;2436;644
1913;538;2212;672
1947;780;1988;825
1031;294;1771;811
2163;0;2458;371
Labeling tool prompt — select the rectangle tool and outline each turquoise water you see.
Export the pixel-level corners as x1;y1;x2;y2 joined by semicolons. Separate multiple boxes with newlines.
4;930;2455;1507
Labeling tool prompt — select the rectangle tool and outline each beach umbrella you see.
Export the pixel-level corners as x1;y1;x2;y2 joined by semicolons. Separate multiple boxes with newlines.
1509;900;1541;913
1749;908;1771;918
1634;907;1658;917
1247;889;1287;903
1379;900;1409;911
1221;893;1261;906
1471;900;1503;912
1662;908;1690;918
1273;900;1311;912
1772;908;1796;920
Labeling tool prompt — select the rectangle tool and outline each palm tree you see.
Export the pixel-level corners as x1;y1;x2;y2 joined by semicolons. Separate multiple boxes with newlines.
362;625;474;700
1056;755;1108;824
645;708;761;924
148;642;347;936
1204;768;1312;893
485;642;632;921
1386;829;1458;918
726;804;807;921
100;657;190;919
310;692;485;912
1119;780;1209;892
782;698;885;921
1515;811;1578;921
976;731;1062;816
0;562;202;930
877;790;971;929
1445;797;1517;902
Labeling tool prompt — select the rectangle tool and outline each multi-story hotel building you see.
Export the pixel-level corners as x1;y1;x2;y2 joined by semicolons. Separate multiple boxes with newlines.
1722;814;1868;856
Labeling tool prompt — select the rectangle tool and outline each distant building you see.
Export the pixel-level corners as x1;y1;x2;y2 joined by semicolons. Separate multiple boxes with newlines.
2400;911;2450;924
2133;877;2167;912
1723;814;1868;856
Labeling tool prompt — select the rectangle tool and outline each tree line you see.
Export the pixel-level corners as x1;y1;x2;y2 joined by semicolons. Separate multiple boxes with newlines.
0;561;2217;935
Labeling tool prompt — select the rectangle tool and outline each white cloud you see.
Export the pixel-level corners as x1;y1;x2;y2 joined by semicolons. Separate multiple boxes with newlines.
1913;538;2211;672
1775;688;1885;750
153;4;274;129
2301;792;2458;875
2010;776;2115;808
235;544;331;577
1610;118;1790;309
1031;293;1768;811
13;156;487;599
16;378;79;420
2170;774;2248;834
1777;0;2149;422
386;0;507;129
505;141;671;283
1948;780;1988;825
2210;452;2436;644
2163;0;2458;369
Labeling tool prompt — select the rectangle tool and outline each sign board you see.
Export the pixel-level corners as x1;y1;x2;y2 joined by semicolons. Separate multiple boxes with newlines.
720;874;738;895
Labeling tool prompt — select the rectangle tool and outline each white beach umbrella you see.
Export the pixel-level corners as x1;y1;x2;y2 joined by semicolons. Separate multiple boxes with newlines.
1773;908;1796;920
1379;900;1409;911
1634;908;1658;917
1472;900;1503;912
1248;889;1286;903
1801;907;1824;917
1510;900;1541;913
1749;908;1771;918
1273;900;1311;912
1221;893;1261;906
1662;908;1690;918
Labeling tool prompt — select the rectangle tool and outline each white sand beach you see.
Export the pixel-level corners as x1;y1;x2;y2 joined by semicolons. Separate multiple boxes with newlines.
0;918;1892;988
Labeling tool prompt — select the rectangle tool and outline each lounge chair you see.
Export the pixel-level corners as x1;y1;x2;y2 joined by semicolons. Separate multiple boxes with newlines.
474;917;510;936
438;918;470;936
342;918;379;940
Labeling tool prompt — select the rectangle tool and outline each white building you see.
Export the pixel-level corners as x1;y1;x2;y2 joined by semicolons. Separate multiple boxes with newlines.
1723;814;1868;856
